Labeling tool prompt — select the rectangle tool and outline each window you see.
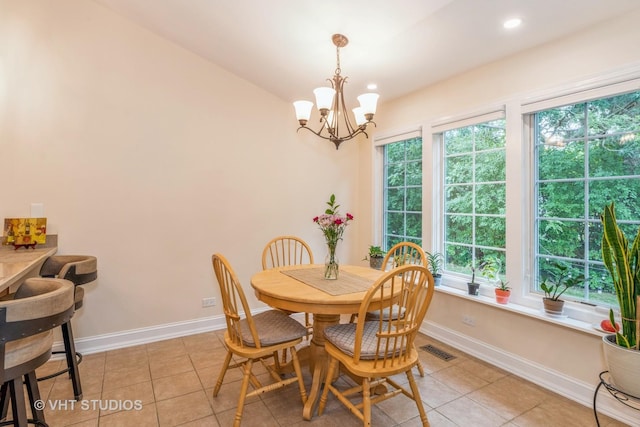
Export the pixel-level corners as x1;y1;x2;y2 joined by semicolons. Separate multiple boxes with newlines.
442;119;506;279
383;137;422;250
533;90;640;306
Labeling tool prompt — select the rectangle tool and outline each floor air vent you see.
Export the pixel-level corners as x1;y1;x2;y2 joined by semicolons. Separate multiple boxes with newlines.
420;344;456;361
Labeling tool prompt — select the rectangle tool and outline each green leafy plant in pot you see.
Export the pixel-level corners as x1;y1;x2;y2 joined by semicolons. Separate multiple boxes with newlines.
426;251;444;286
600;202;640;397
539;261;583;316
364;245;385;270
480;256;502;285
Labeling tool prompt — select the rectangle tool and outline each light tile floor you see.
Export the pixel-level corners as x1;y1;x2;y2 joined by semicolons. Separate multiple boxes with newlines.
25;331;628;426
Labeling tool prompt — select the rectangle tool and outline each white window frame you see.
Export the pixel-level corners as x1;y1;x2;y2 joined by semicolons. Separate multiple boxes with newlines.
372;127;423;250
429;107;507;294
521;76;640;321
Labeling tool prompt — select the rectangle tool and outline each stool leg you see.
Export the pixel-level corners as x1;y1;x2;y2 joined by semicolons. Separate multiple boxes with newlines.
0;382;8;420
24;372;45;423
61;321;83;401
8;378;27;427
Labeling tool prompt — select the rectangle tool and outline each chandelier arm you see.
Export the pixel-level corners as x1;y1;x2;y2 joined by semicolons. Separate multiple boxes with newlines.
296;124;371;150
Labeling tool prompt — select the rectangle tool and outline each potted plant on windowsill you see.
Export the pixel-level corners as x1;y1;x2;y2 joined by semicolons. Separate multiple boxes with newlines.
539;261;583;316
494;280;511;304
467;263;479;296
426;251;444;286
600;202;640;397
363;245;385;270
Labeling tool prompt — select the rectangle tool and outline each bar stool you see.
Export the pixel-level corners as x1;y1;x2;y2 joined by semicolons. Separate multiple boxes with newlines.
37;255;97;401
0;277;75;427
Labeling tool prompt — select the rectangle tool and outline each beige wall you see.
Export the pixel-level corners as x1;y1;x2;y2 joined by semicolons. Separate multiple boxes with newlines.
356;6;640;415
0;0;366;338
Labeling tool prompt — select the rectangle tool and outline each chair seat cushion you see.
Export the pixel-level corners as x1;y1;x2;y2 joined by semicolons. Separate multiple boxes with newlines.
324;321;405;360
240;310;308;347
365;305;405;321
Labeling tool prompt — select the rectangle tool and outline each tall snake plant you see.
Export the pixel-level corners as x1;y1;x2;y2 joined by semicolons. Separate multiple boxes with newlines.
601;202;640;350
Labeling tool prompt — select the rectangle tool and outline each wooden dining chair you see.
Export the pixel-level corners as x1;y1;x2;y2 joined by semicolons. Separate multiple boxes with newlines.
261;236;314;338
211;253;308;427
318;264;435;426
351;241;428;377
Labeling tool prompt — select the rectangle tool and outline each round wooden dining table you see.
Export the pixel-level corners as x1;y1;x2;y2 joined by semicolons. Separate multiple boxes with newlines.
250;264;384;420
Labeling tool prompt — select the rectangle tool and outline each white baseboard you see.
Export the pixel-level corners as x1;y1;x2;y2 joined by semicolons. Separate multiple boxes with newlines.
422;321;640;427
52;315;226;355
51;307;276;355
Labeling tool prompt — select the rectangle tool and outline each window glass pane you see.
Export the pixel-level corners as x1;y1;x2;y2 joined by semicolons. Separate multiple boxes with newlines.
475;121;506;150
476;183;505;215
476;216;506;248
445;155;472;184
589;136;640;177
589;179;640;219
406;138;423;160
534;90;640;307
445;214;472;245
537;140;585;180
446;185;473;214
386;212;404;236
387;163;405;186
406;187;422;211
406;161;422;186
536;104;586;142
444;127;473;154
476;150;506;182
537;182;585;218
588;92;640;136
383;137;423;250
538;219;586;258
443;118;506;279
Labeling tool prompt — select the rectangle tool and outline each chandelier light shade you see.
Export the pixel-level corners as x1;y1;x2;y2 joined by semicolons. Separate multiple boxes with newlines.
293;34;379;150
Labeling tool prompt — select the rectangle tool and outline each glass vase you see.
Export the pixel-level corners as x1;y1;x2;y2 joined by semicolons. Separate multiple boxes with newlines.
324;243;339;280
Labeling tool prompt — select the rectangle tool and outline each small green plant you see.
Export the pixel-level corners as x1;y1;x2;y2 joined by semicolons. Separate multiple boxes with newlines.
539;261;584;301
425;251;444;276
364;245;385;260
480;256;502;283
497;280;510;291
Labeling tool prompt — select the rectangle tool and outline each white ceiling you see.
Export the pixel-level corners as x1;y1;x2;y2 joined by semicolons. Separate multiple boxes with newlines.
93;0;640;105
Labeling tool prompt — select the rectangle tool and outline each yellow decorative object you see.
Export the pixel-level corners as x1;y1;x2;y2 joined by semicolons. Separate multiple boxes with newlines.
3;218;47;247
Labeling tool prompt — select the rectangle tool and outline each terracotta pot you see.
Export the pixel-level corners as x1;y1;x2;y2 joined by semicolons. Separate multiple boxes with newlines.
543;298;564;315
495;289;510;304
602;334;640;397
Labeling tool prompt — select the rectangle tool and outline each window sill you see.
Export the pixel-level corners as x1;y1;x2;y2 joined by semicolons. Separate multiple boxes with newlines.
434;284;609;338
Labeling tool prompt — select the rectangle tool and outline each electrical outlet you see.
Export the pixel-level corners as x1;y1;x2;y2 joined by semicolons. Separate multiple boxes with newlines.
462;315;475;326
202;297;216;307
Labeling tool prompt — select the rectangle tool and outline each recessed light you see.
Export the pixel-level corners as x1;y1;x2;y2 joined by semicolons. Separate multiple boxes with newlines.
503;18;522;29
367;83;378;90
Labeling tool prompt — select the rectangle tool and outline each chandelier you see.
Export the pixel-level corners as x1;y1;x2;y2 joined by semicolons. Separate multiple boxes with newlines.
293;34;379;150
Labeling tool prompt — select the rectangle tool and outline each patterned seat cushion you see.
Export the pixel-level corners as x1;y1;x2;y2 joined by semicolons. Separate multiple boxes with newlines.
365;305;405;321
324;321;405;360
240;310;308;347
